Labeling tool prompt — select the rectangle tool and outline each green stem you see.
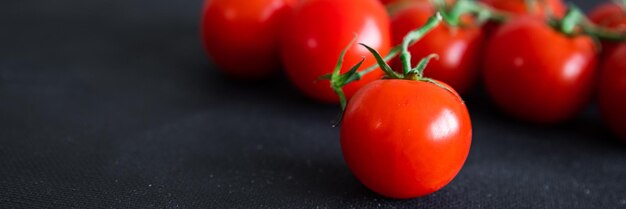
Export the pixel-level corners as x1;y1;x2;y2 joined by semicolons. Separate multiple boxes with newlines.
400;13;443;75
324;13;443;111
554;5;626;41
559;5;584;36
581;20;626;41
438;0;510;26
474;2;510;23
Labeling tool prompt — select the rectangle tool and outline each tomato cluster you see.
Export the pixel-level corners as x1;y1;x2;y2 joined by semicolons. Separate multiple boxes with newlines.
200;0;626;200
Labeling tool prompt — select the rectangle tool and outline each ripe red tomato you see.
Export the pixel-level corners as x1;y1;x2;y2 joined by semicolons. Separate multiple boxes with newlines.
480;0;566;18
589;2;626;55
589;2;626;29
483;16;598;124
598;44;626;141
341;79;471;199
281;0;391;103
390;2;483;94
381;0;448;5
201;0;295;79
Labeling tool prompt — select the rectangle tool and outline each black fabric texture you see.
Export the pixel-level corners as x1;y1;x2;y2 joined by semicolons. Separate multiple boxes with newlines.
0;0;624;208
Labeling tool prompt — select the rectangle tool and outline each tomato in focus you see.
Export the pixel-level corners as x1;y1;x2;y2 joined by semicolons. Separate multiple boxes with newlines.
482;16;598;124
598;44;626;141
281;0;391;103
201;0;295;79
390;2;483;94
341;79;471;199
589;2;626;55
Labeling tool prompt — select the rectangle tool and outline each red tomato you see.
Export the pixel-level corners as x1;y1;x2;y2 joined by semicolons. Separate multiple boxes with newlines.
390;2;483;94
483;16;598;124
281;0;391;103
598;44;626;141
589;2;626;55
480;0;566;18
382;0;447;5
201;0;295;79
341;79;472;199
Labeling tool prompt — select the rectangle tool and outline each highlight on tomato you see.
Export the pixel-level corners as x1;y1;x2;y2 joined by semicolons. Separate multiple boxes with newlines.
390;0;487;94
598;44;626;141
280;0;391;103
323;14;472;199
201;0;295;79
482;8;599;124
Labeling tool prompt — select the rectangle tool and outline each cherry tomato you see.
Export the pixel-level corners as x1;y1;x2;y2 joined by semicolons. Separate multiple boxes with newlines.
598;44;626;141
479;0;566;42
483;16;598;124
390;2;483;94
379;0;397;4
341;79;471;199
201;0;295;79
480;0;566;18
281;0;391;103
589;2;626;56
382;0;448;5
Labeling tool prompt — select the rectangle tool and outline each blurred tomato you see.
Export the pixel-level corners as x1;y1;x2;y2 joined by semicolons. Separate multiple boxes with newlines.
379;0;397;4
589;2;626;56
480;0;566;18
281;0;391;103
201;0;295;79
390;2;483;94
599;44;626;141
386;0;460;20
483;16;598;124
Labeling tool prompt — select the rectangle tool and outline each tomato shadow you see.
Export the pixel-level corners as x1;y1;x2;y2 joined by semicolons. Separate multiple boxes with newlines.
463;84;626;158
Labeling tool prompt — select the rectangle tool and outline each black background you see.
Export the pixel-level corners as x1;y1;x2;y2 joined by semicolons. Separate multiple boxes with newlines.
1;0;625;208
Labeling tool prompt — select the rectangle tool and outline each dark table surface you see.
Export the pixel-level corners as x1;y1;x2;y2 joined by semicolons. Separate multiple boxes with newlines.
1;0;624;208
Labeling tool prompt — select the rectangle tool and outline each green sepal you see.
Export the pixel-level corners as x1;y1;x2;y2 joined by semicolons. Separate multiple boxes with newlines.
411;53;440;77
342;58;367;84
359;43;403;79
560;4;584;36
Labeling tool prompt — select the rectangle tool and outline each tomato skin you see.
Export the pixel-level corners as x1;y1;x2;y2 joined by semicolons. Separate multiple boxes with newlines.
589;2;626;56
382;0;450;5
589;2;626;29
480;0;566;18
341;79;472;199
483;16;598;124
281;0;391;103
201;0;295;79
599;44;626;141
390;2;483;94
